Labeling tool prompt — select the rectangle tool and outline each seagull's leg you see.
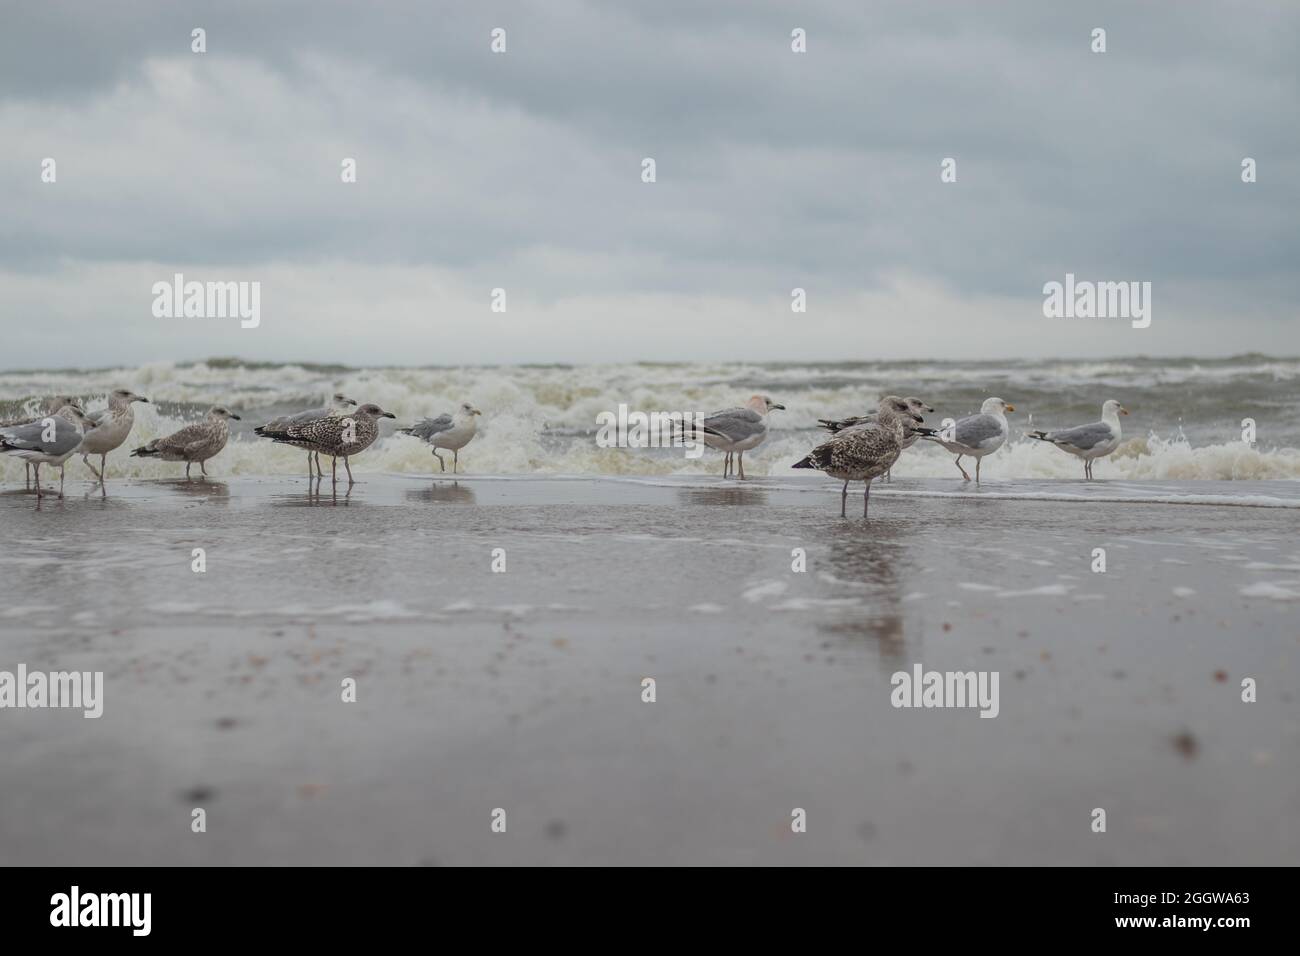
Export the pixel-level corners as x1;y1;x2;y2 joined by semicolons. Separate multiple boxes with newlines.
954;455;970;481
200;459;208;478
344;456;354;484
976;457;981;484
83;453;102;480
25;462;31;488
738;452;746;480
100;453;107;483
59;464;66;499
316;452;325;478
863;479;871;518
722;452;730;478
433;449;445;472
331;456;337;484
453;449;459;474
885;467;891;483
33;463;42;499
840;479;848;517
185;461;191;480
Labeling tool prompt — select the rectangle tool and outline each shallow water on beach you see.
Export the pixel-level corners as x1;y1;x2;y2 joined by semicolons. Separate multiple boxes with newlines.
2;474;1297;864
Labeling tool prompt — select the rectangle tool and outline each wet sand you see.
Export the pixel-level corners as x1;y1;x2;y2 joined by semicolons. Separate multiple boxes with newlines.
1;473;1297;865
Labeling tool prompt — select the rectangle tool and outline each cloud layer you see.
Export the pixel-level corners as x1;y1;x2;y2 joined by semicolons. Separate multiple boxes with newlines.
1;0;1296;366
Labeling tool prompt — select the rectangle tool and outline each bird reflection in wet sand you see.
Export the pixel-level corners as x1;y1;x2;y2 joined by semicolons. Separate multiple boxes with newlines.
272;475;353;506
676;487;769;507
814;529;912;663
405;483;477;505
159;478;230;500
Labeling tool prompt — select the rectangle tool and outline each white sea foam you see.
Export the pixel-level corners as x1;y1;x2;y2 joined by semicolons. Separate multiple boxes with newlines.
4;359;1300;483
1239;581;1300;601
742;581;788;602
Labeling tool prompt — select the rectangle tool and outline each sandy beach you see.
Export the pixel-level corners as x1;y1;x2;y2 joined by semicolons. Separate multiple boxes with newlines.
1;473;1296;865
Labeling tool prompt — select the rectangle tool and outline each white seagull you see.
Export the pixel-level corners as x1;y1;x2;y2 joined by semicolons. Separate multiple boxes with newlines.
78;388;150;483
923;397;1015;482
1029;399;1128;479
0;401;95;499
1;395;79;487
399;402;482;473
683;394;785;479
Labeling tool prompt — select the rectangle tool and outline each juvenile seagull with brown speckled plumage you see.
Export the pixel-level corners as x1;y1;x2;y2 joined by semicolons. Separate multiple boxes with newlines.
256;402;395;484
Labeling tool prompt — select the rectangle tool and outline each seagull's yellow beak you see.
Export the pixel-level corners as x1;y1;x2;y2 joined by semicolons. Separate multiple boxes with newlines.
1120;406;1129;415
1004;403;1016;413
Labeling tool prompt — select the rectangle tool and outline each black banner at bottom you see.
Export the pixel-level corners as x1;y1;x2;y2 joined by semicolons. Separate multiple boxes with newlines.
0;866;1283;941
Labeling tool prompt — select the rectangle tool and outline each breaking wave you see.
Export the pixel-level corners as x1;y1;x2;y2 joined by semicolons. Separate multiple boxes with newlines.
2;357;1299;482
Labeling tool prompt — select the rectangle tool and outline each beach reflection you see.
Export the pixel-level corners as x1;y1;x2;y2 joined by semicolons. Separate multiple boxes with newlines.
157;478;231;501
676;486;769;507
405;482;477;505
271;476;355;506
814;522;912;662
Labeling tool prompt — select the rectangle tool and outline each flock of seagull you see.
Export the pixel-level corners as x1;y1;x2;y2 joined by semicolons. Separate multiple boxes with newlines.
0;391;481;498
686;393;1128;516
0;387;1128;514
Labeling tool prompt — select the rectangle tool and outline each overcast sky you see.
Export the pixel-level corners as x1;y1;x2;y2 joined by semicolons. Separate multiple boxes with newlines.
1;0;1296;367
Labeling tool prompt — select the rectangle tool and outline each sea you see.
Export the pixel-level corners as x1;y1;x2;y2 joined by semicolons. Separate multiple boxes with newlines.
2;354;1299;483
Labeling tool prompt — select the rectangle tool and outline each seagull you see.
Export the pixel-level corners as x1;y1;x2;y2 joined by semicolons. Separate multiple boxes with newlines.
256;393;359;477
256;403;395;484
922;397;1015;483
1029;399;1128;479
399;402;482;473
130;406;240;479
818;395;934;481
77;388;150;483
1;395;79;487
0;401;95;499
793;397;931;517
681;395;785;479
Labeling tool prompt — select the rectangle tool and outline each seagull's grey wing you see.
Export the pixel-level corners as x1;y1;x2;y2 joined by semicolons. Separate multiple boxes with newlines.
1045;421;1114;450
702;408;764;442
953;414;1003;448
0;420;48;448
0;417;82;455
403;414;454;440
819;414;874;434
289;405;332;424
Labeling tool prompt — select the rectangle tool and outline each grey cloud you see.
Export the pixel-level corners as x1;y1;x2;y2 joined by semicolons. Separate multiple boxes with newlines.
0;0;1296;366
